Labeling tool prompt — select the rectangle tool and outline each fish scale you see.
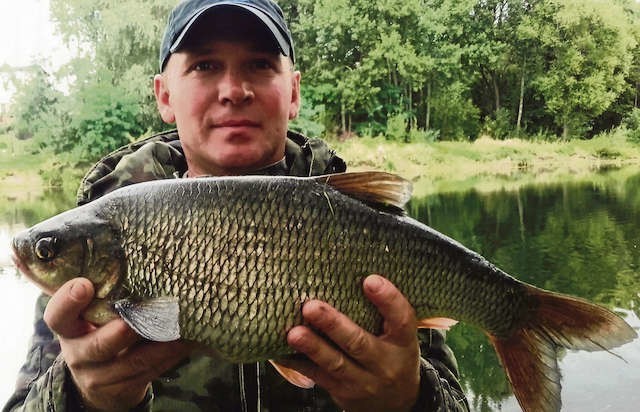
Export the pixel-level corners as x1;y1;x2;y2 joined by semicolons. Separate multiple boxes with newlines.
113;177;519;359
12;172;637;412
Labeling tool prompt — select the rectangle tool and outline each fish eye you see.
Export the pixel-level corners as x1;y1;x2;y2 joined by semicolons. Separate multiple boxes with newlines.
34;237;57;261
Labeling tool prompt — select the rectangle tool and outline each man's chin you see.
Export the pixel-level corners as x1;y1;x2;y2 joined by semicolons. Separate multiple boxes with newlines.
213;153;273;175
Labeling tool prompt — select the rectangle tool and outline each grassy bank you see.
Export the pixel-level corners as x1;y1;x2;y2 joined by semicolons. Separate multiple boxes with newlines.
3;129;640;200
331;129;640;197
0;133;83;201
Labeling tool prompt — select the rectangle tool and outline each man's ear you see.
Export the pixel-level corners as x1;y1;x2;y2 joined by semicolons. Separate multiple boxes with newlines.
288;70;301;120
154;74;176;124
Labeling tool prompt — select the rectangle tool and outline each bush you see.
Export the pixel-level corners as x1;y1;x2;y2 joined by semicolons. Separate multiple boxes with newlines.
622;108;640;141
289;98;326;138
482;108;513;140
408;128;440;143
430;82;480;140
385;112;407;142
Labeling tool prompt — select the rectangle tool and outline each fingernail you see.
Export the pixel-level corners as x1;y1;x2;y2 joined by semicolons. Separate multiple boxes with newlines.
365;275;384;293
301;300;320;318
287;327;308;350
69;281;88;301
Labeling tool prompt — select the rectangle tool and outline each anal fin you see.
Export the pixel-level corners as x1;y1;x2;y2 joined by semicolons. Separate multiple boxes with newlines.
417;317;458;330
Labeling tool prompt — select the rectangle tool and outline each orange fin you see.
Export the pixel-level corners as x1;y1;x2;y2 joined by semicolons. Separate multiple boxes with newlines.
269;360;315;389
490;286;637;412
417;317;458;330
312;172;412;214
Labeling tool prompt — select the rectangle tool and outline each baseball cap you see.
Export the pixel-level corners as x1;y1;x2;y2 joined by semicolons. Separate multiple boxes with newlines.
159;0;294;71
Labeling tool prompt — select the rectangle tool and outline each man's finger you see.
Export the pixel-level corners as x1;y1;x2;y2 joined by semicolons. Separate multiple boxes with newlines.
287;325;360;391
298;301;377;365
99;340;194;384
73;319;140;363
362;275;416;345
44;278;95;339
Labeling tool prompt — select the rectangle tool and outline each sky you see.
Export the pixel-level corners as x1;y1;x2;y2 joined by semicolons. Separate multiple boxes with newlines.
0;0;73;103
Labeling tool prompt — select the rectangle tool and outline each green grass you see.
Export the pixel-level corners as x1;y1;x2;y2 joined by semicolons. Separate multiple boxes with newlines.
3;128;640;200
330;129;640;197
0;133;83;200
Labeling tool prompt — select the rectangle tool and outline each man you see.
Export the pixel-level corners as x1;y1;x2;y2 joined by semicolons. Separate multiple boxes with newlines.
5;1;469;411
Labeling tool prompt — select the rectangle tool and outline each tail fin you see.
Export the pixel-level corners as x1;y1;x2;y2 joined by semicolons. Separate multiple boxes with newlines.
489;286;637;412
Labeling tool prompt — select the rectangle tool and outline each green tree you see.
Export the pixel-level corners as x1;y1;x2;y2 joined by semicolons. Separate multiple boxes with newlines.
9;66;63;141
291;0;478;140
33;0;177;162
54;68;147;159
531;0;637;138
9;0;640;150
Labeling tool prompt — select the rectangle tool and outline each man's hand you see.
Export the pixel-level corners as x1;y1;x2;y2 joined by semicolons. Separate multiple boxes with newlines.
285;274;421;412
44;278;192;411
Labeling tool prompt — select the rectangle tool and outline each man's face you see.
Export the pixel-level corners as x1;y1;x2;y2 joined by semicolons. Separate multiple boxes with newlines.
154;34;300;176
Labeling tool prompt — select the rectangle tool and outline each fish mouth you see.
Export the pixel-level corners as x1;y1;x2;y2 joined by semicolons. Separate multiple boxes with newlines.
10;245;56;296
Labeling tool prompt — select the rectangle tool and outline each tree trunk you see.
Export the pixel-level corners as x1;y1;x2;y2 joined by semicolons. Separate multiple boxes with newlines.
562;122;569;140
426;81;431;130
341;99;346;134
493;75;501;112
516;59;526;136
408;84;414;130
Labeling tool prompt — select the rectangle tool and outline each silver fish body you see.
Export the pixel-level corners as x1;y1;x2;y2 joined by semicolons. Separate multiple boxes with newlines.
11;172;637;412
114;175;527;359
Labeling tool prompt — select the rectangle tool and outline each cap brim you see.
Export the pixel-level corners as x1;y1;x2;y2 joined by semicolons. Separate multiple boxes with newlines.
169;2;291;59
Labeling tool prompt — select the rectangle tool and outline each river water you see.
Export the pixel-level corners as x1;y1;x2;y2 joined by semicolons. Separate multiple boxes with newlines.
0;172;638;410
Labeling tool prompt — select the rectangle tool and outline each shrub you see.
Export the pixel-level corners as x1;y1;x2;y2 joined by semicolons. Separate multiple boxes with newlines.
482;108;513;140
385;112;407;142
622;108;640;141
408;128;440;143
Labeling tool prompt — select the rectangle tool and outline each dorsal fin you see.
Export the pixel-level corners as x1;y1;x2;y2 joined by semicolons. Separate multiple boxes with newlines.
312;172;412;214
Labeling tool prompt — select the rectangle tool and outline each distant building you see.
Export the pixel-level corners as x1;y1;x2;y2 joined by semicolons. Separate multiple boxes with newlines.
0;70;14;125
0;103;10;125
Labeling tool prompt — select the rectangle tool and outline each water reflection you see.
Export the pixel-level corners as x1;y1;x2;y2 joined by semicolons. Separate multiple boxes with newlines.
409;173;640;411
0;188;76;229
0;188;75;405
1;175;639;410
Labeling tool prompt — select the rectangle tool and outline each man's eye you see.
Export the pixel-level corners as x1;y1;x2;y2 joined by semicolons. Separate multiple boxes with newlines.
250;59;273;70
192;62;216;71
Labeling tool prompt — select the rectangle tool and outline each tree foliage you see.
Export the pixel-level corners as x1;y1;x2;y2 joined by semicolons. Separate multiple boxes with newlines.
8;0;640;162
9;66;63;141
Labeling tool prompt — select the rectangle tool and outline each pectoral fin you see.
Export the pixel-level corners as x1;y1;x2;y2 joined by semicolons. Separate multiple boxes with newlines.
269;360;315;389
114;297;181;342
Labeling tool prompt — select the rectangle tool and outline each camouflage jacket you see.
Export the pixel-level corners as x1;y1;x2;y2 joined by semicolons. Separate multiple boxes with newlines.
4;130;469;412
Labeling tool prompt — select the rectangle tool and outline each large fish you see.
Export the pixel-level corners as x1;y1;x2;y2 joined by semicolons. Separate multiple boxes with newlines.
11;172;637;412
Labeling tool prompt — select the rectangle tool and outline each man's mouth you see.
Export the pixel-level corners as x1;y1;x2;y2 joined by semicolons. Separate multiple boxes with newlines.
214;119;260;128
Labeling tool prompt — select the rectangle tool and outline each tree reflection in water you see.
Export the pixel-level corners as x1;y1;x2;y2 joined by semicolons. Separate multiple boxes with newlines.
409;172;640;410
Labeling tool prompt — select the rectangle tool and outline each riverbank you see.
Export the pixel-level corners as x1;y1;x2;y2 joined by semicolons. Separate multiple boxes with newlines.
3;130;640;200
331;130;640;197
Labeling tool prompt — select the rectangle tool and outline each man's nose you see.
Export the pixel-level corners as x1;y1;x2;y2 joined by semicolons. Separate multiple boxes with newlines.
218;70;254;105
